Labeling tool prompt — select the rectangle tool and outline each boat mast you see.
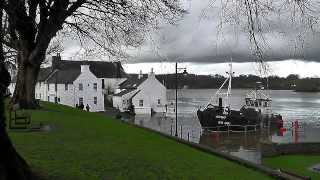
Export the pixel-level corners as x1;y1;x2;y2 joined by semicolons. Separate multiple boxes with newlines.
226;61;233;109
205;58;234;111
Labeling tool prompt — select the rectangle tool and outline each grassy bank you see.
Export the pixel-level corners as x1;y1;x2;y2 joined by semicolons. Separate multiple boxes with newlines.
263;155;320;179
8;102;271;180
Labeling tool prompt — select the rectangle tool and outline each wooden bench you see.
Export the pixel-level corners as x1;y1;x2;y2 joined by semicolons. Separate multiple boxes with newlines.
8;104;31;129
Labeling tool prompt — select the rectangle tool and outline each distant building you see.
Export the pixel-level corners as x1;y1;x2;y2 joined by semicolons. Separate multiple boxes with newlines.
10;54;127;112
113;69;167;114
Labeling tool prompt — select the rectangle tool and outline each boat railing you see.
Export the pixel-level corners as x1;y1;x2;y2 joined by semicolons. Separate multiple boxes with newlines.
202;124;259;133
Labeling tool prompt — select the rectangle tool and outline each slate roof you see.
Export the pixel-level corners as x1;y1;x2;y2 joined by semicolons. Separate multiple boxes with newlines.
35;57;128;84
113;89;135;97
52;59;127;78
38;67;53;82
46;69;81;84
118;74;147;89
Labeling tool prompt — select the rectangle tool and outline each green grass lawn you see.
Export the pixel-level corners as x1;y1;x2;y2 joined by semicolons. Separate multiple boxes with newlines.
8;102;271;180
263;155;320;179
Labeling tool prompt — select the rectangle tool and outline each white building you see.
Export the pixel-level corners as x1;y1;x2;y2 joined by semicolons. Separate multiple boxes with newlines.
10;55;127;112
113;69;167;115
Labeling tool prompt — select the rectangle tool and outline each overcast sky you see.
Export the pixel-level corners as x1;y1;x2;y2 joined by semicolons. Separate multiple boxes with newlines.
62;0;320;77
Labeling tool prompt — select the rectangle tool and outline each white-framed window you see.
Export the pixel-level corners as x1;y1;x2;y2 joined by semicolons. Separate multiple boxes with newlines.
79;97;83;105
157;99;161;105
93;83;97;91
79;83;83;91
139;100;143;107
94;97;97;105
65;84;68;91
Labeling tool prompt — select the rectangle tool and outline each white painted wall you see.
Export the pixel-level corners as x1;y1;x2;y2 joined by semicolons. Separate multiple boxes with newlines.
71;65;105;112
132;72;167;114
112;89;138;111
32;65;106;112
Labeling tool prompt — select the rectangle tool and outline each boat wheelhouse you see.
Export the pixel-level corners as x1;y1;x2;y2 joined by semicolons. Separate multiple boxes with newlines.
197;62;282;131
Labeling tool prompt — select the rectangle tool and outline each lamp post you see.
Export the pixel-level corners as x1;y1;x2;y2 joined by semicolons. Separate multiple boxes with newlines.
175;62;187;137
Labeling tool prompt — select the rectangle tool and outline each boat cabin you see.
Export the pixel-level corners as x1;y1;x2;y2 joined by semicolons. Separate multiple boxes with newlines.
245;98;271;108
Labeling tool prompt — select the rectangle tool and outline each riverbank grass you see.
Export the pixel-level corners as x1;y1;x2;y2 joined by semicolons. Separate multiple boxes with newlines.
8;102;271;180
263;155;320;179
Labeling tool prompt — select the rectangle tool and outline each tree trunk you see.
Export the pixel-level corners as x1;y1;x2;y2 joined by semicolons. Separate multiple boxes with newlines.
0;64;37;180
11;54;41;109
0;118;35;180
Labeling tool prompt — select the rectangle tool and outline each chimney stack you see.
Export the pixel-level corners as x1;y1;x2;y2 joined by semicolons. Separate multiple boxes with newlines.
138;70;143;79
80;65;90;73
148;67;155;78
52;53;61;69
116;61;121;78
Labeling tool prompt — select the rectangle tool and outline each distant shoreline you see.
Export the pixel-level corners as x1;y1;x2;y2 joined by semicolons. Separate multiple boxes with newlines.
167;88;293;91
294;90;320;92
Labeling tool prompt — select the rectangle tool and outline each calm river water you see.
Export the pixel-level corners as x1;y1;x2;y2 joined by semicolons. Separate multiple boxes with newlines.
132;89;320;164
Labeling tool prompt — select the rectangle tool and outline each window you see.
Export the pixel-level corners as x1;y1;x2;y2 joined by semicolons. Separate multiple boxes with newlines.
157;99;161;105
102;79;105;89
55;83;57;91
79;97;83;105
93;83;97;91
139;100;143;107
79;83;83;91
54;97;58;103
47;84;50;91
47;96;50;102
58;97;61;102
94;97;97;105
65;84;68;91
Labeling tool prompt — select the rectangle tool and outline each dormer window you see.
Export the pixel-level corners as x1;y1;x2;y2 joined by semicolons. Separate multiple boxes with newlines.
79;83;83;91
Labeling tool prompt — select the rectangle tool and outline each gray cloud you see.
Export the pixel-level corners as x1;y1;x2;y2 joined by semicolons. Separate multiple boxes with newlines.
126;0;320;64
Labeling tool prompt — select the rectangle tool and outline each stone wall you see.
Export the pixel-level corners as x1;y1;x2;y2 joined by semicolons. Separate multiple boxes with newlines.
261;142;320;157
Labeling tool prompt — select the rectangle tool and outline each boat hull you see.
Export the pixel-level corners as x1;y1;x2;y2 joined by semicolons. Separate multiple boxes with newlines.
197;107;282;130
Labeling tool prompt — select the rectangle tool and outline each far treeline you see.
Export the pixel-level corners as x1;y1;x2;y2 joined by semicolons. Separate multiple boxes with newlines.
140;73;320;92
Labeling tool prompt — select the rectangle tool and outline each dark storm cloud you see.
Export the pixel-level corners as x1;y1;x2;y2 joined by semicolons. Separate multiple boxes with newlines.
126;0;320;64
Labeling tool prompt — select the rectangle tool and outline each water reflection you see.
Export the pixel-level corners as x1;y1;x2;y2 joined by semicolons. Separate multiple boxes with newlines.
126;89;320;164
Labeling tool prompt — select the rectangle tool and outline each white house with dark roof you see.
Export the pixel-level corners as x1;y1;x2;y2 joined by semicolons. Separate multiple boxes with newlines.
13;54;128;112
113;69;167;114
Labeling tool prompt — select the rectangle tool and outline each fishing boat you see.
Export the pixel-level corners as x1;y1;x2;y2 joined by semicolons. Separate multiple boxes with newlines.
197;63;283;131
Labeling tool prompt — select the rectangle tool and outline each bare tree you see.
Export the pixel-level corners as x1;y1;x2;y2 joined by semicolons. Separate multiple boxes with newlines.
3;0;184;108
204;0;320;76
0;0;39;179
